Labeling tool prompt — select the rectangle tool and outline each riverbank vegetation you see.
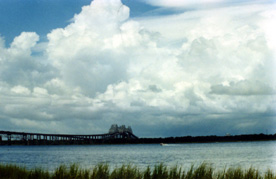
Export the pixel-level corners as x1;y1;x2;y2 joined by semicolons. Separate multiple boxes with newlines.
0;163;275;179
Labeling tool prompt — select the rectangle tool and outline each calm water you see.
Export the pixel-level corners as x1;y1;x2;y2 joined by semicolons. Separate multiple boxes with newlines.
0;141;275;172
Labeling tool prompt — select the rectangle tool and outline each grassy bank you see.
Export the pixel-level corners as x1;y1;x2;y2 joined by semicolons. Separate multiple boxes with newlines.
0;163;275;179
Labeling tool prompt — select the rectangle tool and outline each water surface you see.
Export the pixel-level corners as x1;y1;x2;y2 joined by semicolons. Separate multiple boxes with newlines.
0;141;275;172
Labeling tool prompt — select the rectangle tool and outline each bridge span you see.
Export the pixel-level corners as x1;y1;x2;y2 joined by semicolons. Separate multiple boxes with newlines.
0;130;139;145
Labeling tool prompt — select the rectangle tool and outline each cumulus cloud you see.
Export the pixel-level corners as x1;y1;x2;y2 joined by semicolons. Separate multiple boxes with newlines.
0;0;275;136
210;80;276;96
0;32;56;88
46;0;134;96
11;85;31;95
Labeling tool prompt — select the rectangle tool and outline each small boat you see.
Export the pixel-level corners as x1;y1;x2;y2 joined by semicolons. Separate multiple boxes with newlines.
160;143;167;146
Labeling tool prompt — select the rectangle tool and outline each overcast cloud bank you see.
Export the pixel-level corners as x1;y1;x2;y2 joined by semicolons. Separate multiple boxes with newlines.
0;0;275;137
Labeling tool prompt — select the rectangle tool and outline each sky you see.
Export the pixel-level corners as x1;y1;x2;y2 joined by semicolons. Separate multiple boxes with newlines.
0;0;275;137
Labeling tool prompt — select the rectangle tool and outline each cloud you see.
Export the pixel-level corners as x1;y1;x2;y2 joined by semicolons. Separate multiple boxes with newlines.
0;0;275;136
144;0;273;9
210;80;276;96
144;0;224;8
46;0;134;96
0;32;56;88
11;85;31;95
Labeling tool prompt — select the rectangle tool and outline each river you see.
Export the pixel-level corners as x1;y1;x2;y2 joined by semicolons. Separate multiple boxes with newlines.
0;141;275;172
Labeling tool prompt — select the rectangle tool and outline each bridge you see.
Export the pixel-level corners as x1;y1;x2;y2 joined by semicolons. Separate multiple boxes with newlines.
0;127;139;145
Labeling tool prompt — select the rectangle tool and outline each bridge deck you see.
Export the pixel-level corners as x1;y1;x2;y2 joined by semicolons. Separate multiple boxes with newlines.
0;130;138;145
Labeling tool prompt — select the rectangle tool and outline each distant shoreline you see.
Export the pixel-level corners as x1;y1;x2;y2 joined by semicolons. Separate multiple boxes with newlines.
1;133;275;145
138;133;276;144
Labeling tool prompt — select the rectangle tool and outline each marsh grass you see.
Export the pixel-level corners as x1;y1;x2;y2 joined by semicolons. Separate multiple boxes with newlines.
0;163;275;179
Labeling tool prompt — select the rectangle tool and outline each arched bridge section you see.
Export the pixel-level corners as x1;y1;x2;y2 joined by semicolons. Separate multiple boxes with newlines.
0;130;139;145
106;131;139;140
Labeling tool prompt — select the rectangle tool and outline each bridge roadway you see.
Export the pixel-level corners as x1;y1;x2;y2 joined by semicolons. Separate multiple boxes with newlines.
0;130;138;145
